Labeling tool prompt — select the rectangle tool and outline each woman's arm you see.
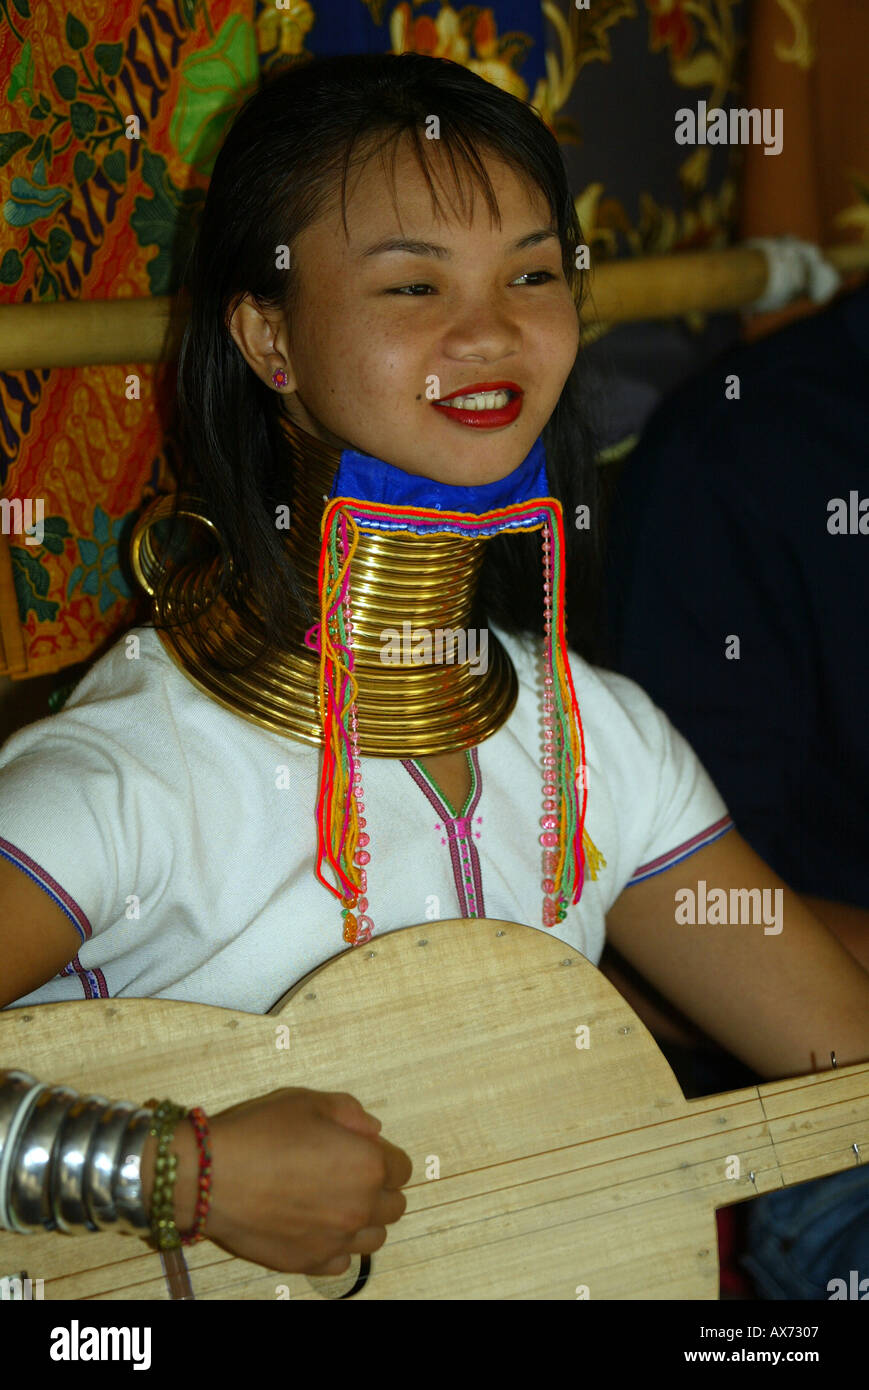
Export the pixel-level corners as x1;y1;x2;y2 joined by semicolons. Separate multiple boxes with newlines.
0;859;411;1273
0;854;82;1008
605;828;869;1079
799;893;869;974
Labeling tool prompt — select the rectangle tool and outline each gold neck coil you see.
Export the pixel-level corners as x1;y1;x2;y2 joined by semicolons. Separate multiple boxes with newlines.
130;410;519;756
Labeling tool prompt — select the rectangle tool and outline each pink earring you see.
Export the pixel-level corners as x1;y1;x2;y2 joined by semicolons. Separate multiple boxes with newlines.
272;368;288;389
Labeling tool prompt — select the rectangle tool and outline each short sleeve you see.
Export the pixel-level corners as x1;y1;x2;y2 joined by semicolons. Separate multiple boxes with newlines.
0;634;174;946
0;729;118;946
583;662;734;892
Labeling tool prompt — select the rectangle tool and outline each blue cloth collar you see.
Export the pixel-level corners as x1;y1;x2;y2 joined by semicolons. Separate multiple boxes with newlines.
330;436;549;513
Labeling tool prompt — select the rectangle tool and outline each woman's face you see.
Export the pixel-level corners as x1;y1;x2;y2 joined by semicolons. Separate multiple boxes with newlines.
244;141;580;486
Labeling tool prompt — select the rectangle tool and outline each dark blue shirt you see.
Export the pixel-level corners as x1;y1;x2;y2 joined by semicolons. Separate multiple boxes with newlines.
604;283;869;907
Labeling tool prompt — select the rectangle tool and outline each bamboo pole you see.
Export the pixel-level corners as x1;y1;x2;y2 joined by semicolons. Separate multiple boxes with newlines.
0;294;187;372
588;246;762;322
587;242;868;323
0;243;865;371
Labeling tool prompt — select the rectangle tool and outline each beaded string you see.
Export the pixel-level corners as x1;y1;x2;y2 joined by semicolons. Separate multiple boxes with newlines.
545;502;607;907
308;511;361;910
181;1106;213;1246
309;495;605;941
541;516;562;927
340;515;373;945
329;517;358;880
306;511;373;944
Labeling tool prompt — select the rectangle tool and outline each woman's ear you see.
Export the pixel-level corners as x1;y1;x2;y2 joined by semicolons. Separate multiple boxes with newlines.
226;293;299;391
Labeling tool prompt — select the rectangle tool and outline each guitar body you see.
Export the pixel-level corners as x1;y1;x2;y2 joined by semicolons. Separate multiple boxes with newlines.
2;918;867;1300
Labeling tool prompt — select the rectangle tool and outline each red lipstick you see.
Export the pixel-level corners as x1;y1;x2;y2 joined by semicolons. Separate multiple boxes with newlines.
432;381;523;430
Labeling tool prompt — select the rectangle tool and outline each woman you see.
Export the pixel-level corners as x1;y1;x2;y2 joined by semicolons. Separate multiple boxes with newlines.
1;53;868;1288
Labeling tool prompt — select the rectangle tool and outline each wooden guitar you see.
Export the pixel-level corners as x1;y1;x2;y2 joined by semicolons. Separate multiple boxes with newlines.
2;918;867;1300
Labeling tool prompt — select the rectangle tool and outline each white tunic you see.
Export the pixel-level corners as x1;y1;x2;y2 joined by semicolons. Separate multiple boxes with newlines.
0;624;731;1014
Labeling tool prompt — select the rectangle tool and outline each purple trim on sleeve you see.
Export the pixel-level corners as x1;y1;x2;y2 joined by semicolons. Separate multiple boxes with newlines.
0;837;93;944
627;816;735;886
59;955;110;1000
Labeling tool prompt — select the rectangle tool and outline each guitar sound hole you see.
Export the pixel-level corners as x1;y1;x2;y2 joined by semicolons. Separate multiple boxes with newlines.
304;1253;371;1300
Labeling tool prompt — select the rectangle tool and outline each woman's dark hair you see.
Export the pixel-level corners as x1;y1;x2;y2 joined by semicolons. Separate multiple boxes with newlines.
162;51;603;662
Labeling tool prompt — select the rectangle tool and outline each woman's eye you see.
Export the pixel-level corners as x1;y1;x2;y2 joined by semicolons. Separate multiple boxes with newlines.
513;271;556;286
386;271;556;296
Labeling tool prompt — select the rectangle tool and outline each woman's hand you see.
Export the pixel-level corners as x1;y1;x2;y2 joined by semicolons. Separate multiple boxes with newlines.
146;1087;412;1276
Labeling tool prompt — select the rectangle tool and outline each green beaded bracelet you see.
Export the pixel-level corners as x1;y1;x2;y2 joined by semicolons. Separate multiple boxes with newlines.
146;1098;187;1252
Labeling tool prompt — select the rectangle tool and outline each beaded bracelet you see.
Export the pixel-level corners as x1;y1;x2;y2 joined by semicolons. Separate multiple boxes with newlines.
145;1098;186;1251
180;1106;212;1247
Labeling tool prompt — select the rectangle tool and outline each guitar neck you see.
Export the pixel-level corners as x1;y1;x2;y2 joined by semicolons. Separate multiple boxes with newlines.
699;1059;869;1207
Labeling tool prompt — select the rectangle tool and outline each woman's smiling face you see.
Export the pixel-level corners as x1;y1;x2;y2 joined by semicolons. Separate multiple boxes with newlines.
231;137;580;486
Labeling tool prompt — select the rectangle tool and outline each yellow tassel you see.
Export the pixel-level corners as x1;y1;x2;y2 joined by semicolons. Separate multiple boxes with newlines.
582;829;607;881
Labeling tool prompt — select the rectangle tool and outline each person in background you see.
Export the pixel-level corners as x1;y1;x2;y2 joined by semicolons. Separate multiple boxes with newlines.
604;280;869;1300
